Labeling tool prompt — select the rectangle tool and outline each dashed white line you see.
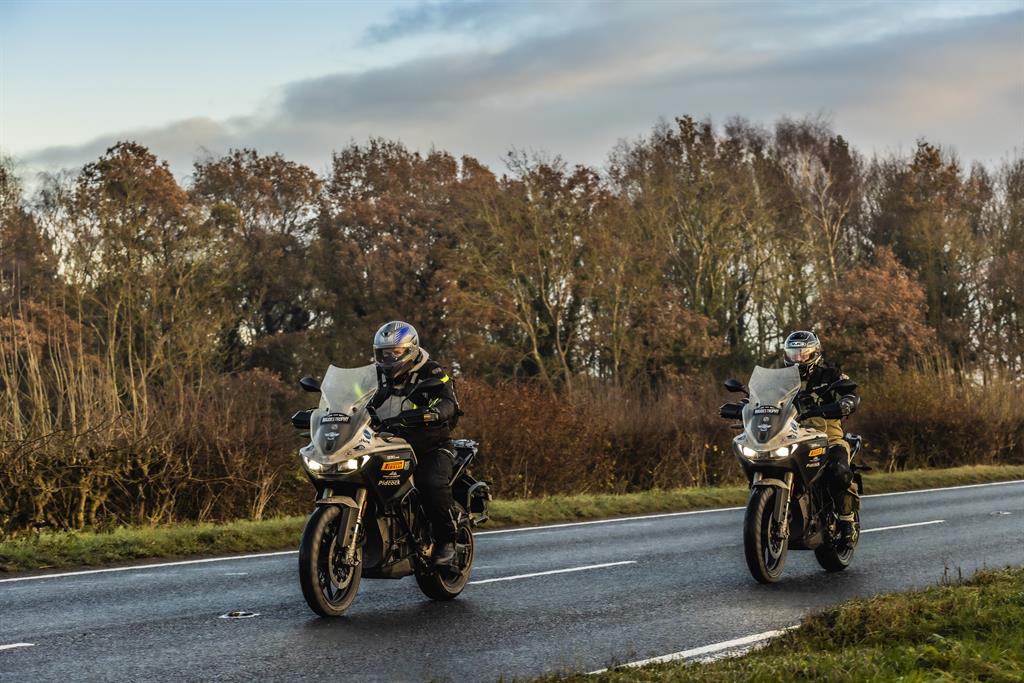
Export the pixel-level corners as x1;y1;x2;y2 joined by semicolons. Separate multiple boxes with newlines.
469;561;636;585
862;519;945;533
0;643;35;651
476;506;744;537
0;550;297;584
865;478;1024;498
1;479;1014;584
477;479;1024;538
588;626;797;674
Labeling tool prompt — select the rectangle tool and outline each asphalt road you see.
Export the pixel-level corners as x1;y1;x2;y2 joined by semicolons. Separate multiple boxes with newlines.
3;479;1023;682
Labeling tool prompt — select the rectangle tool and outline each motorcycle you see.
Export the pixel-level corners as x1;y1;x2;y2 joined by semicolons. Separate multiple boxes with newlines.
719;365;865;583
290;364;490;617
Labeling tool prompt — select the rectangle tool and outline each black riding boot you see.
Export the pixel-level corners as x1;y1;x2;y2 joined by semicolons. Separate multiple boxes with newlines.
432;542;457;567
836;490;858;546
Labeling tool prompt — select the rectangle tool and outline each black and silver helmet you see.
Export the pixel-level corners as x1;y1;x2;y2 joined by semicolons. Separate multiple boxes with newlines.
373;321;420;380
783;330;823;378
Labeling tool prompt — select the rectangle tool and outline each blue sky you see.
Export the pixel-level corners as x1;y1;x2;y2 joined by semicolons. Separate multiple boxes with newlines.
2;0;1022;178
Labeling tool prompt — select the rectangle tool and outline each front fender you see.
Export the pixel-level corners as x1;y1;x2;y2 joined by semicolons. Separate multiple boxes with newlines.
315;495;359;508
751;477;790;490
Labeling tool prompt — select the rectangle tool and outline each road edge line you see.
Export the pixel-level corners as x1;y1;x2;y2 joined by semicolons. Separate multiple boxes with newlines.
588;626;798;674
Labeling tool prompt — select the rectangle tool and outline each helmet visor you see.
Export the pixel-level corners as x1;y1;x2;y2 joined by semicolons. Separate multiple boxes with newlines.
375;345;415;367
785;346;816;364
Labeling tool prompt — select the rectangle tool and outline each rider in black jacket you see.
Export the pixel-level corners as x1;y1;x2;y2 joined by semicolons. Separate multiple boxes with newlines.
783;331;860;545
369;321;461;567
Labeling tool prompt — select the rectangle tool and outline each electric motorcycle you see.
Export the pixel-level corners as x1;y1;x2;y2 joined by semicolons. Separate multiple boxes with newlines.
720;365;865;583
291;364;490;617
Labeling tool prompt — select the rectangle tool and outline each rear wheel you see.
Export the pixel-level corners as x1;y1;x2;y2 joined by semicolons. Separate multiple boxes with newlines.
743;486;788;584
415;524;475;600
814;510;860;572
298;505;362;617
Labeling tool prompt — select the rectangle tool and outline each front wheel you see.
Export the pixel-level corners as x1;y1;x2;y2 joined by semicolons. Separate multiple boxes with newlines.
298;505;362;617
814;510;860;572
415;524;475;600
743;486;788;584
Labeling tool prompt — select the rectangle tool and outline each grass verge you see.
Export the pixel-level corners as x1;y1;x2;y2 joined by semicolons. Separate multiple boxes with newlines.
553;566;1024;682
2;464;1022;574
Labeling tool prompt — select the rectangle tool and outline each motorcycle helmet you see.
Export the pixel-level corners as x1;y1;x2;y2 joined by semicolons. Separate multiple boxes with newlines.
373;321;420;380
783;330;823;378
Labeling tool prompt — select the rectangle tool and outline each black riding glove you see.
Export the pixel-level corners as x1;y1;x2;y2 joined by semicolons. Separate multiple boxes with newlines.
397;408;442;426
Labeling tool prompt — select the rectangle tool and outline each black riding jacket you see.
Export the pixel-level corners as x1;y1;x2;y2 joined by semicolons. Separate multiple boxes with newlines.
794;363;859;419
370;356;459;452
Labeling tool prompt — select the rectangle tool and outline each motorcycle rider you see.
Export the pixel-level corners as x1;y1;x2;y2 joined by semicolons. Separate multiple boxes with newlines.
368;321;461;567
782;330;860;545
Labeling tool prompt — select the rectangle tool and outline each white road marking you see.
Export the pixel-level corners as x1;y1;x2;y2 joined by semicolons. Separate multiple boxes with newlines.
476;506;744;537
862;519;945;533
0;643;35;651
0;550;297;584
477;479;1024;538
864;478;1024;499
1;479;1016;584
588;626;797;674
469;561;636;585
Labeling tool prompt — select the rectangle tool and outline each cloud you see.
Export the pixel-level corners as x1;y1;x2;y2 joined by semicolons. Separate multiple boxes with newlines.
19;4;1024;179
361;0;553;44
25;118;235;174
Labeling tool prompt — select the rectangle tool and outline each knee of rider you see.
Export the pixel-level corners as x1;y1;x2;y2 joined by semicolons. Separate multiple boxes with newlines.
827;439;850;460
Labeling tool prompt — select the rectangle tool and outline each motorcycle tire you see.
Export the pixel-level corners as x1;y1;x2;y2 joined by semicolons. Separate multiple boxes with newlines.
415;524;474;600
744;486;788;584
814;510;859;572
298;505;363;617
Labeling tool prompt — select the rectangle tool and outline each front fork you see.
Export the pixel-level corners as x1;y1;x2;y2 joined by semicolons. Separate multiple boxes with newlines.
321;487;368;565
753;471;794;541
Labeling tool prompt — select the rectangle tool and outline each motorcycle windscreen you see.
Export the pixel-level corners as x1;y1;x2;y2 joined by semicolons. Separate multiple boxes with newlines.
316;364;379;448
743;365;801;445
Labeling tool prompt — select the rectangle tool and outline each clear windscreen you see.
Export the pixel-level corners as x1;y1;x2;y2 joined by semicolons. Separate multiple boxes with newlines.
748;365;801;406
743;365;801;445
314;364;379;448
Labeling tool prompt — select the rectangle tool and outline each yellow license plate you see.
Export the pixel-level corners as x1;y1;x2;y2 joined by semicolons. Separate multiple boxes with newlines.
381;460;405;471
809;447;825;458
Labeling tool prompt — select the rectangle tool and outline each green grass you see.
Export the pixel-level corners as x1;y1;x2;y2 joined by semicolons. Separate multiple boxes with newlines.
548;566;1024;682
2;464;1022;574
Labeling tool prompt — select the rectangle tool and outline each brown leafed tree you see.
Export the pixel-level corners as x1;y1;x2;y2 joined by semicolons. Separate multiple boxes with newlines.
190;149;322;374
314;139;462;367
450;153;607;394
814;247;937;373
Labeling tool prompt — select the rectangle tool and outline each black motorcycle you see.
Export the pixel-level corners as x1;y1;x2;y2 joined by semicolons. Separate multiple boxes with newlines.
719;365;866;583
291;364;490;617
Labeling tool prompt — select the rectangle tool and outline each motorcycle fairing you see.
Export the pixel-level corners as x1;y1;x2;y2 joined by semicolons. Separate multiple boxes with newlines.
742;365;802;450
303;364;409;466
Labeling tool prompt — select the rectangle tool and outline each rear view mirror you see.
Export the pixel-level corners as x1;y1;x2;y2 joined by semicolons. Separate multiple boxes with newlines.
291;410;312;429
299;376;321;393
724;379;748;396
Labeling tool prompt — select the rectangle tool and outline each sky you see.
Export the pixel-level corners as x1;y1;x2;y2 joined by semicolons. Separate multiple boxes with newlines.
1;0;1022;181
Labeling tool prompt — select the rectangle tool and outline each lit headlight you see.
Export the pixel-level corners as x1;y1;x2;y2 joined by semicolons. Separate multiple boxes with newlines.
302;455;323;472
774;446;791;457
339;455;370;472
741;446;758;457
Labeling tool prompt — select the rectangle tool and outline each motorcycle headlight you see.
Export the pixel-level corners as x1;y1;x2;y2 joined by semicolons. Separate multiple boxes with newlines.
774;446;791;457
302;455;323;472
338;455;369;472
741;446;758;458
